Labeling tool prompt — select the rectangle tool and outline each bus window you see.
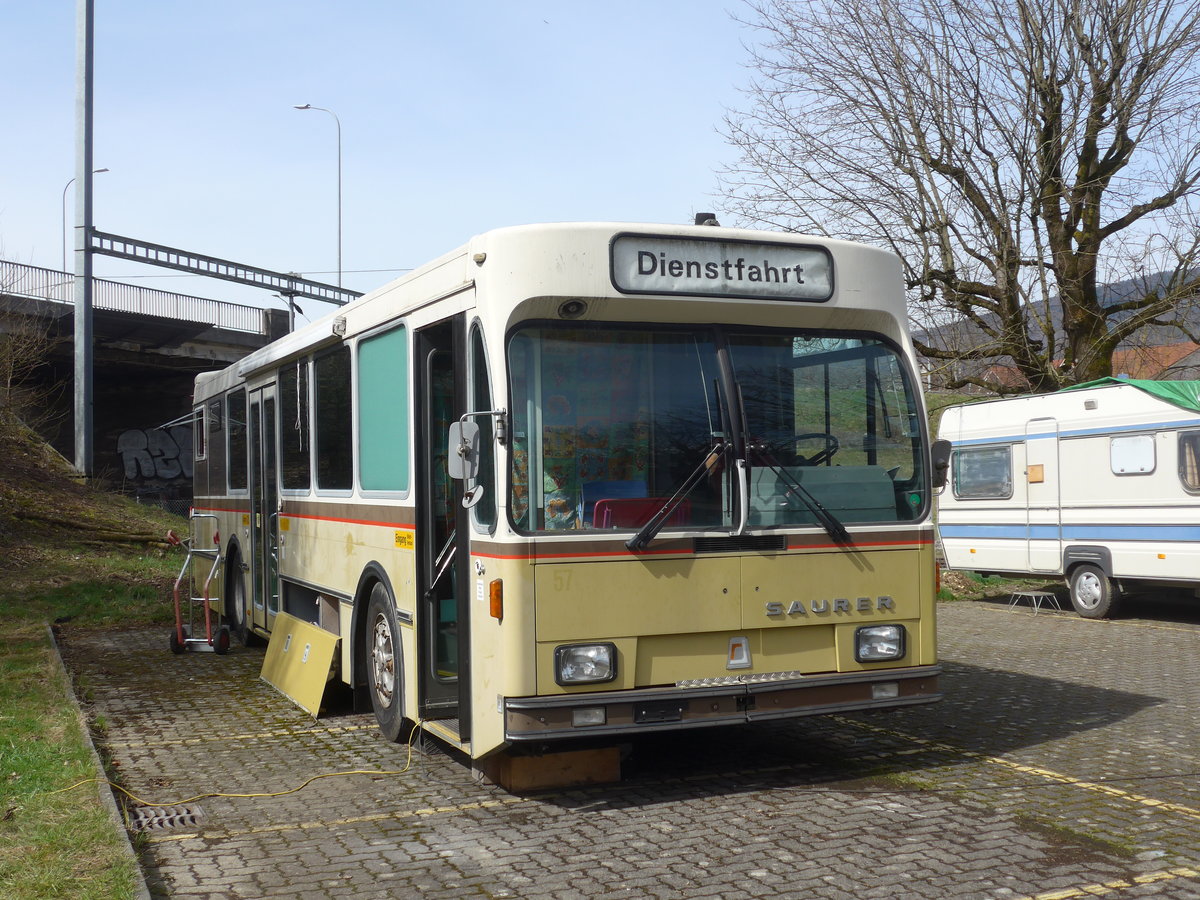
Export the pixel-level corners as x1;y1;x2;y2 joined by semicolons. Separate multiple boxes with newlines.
194;405;206;461
509;325;926;533
731;333;926;524
315;346;352;491
469;325;496;530
357;326;410;493
508;326;726;532
280;359;311;490
227;389;247;491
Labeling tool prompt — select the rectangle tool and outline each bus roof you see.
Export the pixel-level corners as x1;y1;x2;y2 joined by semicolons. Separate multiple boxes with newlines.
226;221;905;382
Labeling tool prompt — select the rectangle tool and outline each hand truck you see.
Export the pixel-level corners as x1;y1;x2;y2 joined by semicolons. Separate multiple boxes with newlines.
166;512;231;654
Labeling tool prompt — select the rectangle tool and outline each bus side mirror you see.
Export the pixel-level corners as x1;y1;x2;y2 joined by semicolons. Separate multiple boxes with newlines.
448;421;480;481
931;439;952;489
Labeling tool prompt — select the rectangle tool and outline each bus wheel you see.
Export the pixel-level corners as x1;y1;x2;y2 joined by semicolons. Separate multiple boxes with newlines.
1069;564;1122;619
226;550;257;646
365;583;405;742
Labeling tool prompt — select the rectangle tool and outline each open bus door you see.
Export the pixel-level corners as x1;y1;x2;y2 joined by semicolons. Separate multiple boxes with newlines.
415;316;471;739
248;384;281;637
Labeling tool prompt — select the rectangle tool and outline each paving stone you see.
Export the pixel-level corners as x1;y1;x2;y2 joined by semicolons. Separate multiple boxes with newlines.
58;596;1200;899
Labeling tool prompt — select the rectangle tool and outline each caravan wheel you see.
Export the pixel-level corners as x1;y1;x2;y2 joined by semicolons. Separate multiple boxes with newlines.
1069;565;1122;619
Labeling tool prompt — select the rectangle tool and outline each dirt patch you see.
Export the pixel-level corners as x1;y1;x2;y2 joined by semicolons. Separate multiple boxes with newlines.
0;426;182;600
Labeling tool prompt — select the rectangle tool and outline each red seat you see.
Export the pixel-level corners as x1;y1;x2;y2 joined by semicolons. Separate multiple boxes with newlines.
593;497;690;529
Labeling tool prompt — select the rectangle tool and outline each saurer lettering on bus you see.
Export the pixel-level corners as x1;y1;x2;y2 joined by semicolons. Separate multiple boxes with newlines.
637;250;806;284
764;596;896;616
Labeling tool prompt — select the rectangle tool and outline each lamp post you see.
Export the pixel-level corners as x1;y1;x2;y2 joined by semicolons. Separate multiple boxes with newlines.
293;103;342;287
62;168;108;271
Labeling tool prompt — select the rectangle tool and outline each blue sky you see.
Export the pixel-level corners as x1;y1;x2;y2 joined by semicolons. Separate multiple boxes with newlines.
1;1;757;321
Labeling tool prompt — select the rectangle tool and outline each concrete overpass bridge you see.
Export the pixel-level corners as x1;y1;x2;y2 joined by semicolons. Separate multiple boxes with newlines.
1;259;291;510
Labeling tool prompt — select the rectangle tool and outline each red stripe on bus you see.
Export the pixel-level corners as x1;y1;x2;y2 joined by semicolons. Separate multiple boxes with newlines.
192;506;415;531
471;538;933;562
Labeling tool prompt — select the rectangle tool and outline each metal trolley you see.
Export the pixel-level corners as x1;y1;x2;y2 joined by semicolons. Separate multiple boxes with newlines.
167;512;230;654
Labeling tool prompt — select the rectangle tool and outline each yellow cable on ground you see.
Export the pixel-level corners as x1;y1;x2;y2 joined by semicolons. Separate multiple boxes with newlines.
49;720;422;809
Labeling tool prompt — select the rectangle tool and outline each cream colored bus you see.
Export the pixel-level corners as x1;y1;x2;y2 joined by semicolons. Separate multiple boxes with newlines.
190;221;942;769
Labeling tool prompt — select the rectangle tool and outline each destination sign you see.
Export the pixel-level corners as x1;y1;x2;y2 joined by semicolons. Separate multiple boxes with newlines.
610;234;833;301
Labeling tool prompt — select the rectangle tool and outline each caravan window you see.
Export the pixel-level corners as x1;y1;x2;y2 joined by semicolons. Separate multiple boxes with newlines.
1180;432;1200;492
1110;435;1155;475
952;446;1012;499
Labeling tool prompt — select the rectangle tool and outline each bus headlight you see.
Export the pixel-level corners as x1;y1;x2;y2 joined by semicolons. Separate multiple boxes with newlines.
855;625;906;662
555;643;617;685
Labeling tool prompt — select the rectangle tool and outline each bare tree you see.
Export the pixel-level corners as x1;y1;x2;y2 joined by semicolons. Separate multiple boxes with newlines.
0;270;62;446
722;0;1200;392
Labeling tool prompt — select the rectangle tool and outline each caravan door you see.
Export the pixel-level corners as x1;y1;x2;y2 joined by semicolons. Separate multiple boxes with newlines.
1025;417;1062;572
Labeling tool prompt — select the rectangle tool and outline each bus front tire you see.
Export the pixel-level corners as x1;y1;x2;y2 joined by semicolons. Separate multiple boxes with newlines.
365;583;406;742
1068;564;1122;619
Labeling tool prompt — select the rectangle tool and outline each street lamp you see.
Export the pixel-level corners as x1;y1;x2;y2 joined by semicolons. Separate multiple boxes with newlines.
293;103;342;287
62;167;108;271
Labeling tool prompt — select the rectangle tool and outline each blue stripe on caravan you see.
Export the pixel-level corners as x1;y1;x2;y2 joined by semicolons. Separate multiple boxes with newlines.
940;523;1200;542
939;524;1026;539
1062;524;1200;542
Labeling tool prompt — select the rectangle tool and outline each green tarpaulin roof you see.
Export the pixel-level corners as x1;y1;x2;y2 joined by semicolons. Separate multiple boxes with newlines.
1061;377;1200;413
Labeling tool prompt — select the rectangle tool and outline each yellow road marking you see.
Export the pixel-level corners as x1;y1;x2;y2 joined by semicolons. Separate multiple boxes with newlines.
837;717;1200;823
1011;866;1200;900
145;796;528;842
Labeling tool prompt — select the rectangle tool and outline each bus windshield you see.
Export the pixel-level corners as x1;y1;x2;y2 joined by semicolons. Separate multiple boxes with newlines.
508;324;927;534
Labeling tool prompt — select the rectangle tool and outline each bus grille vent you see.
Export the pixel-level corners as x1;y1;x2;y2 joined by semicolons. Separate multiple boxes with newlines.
694;535;786;554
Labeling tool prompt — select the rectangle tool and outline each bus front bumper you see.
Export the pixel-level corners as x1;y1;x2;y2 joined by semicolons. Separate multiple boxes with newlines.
504;665;941;741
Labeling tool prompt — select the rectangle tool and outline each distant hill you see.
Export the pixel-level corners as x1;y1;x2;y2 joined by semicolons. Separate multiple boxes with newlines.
914;271;1200;389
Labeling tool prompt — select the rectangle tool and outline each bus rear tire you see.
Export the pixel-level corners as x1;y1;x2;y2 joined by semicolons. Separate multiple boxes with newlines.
365;582;406;742
1069;564;1122;619
225;549;257;646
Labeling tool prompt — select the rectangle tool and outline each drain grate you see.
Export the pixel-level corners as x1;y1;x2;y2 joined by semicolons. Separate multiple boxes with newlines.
129;804;205;833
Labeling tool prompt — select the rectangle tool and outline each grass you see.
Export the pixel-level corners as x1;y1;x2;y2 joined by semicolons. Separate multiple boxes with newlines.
0;425;183;900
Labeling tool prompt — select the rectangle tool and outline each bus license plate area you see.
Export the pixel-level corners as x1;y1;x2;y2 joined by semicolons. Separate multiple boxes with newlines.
633;699;688;724
505;668;940;741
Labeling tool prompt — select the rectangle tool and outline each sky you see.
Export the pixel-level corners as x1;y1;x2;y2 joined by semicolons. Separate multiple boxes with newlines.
1;1;760;324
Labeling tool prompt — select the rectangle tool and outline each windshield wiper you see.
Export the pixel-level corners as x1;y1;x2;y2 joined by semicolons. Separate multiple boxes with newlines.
750;446;852;545
626;442;729;552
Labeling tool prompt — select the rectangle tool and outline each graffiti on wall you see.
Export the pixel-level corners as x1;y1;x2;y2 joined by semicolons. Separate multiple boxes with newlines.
117;425;193;483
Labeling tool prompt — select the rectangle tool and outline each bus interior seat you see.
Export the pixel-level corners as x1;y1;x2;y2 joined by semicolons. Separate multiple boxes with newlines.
580;479;646;525
593;497;690;529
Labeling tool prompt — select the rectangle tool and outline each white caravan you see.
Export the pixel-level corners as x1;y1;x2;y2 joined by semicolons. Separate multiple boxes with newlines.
935;378;1200;617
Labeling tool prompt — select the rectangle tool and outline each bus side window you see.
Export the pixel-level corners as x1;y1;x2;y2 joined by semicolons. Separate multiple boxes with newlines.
469;325;496;530
315;346;353;491
357;325;410;493
280;359;311;490
227;389;248;491
194;406;207;461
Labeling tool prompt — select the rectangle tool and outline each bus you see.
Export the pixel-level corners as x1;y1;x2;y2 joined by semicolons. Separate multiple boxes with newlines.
190;221;942;776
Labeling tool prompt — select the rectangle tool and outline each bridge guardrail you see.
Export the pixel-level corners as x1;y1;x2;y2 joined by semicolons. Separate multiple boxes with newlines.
0;259;264;334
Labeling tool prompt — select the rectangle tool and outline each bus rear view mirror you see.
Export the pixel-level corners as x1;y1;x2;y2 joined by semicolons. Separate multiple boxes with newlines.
931;439;952;489
448;421;480;481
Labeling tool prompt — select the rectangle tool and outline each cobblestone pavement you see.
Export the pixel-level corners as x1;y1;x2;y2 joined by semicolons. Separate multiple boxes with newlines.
59;595;1200;899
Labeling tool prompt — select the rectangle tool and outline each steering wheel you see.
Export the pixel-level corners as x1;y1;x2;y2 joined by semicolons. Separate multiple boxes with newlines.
793;432;840;466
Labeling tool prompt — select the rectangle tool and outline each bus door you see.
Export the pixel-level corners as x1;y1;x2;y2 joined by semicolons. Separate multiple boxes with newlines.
248;384;281;635
1025;417;1061;572
415;316;471;735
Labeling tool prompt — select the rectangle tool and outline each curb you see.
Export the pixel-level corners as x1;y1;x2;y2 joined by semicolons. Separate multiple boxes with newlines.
47;625;153;900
